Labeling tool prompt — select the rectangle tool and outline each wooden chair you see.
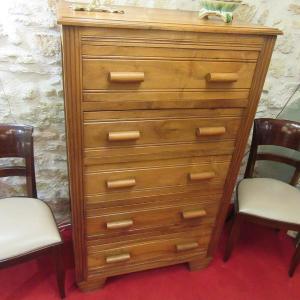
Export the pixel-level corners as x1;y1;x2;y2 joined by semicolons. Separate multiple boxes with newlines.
224;118;300;277
0;124;65;298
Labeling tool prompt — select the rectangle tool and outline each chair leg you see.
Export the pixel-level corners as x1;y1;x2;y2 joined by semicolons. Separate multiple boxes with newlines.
295;232;300;246
225;206;235;223
53;244;66;298
224;214;242;262
289;243;300;277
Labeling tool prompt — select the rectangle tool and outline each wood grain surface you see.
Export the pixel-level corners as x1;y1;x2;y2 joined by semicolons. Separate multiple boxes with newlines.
58;0;280;291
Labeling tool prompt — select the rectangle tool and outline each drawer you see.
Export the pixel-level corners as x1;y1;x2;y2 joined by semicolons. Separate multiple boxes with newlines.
86;201;218;238
84;158;230;195
87;230;211;272
83;110;242;150
86;185;224;210
80;27;265;52
82;43;259;62
82;90;250;110
82;58;256;91
84;141;236;169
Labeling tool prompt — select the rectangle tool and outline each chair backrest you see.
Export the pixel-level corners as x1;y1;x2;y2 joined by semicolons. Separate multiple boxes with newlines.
0;124;37;197
244;118;300;186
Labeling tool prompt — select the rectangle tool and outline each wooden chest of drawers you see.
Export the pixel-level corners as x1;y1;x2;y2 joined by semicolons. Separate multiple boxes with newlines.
57;1;281;291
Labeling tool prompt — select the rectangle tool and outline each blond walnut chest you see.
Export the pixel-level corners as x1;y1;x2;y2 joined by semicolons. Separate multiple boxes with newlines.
57;1;281;291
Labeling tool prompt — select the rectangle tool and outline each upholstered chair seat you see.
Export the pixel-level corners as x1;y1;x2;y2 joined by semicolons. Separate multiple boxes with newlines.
238;178;300;224
0;197;62;261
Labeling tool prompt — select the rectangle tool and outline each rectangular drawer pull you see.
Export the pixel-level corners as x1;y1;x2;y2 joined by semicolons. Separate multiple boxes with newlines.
189;171;216;181
107;178;136;189
106;219;134;230
108;131;141;142
182;209;207;219
196;127;226;137
176;242;199;252
109;72;145;83
206;72;238;83
106;253;131;264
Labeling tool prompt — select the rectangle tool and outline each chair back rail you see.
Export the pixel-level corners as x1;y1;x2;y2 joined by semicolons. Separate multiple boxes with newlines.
0;124;37;197
0;166;27;178
245;118;300;186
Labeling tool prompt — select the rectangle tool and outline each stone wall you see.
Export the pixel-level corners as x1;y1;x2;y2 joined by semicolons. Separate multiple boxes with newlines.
0;0;299;221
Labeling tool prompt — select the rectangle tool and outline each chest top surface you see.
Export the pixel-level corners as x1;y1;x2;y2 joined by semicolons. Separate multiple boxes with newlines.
57;0;282;36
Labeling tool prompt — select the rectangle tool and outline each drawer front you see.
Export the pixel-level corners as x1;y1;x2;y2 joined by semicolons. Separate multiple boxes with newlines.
84;141;236;170
82;90;250;110
86;201;218;238
80;27;265;52
84;159;230;195
82;59;256;90
87;230;211;272
85;184;225;209
84;115;241;149
82;43;259;62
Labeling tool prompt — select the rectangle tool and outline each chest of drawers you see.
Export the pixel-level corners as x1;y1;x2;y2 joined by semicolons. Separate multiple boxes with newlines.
57;1;281;291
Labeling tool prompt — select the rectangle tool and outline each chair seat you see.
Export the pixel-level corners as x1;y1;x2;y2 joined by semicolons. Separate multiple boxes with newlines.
238;178;300;224
0;197;62;261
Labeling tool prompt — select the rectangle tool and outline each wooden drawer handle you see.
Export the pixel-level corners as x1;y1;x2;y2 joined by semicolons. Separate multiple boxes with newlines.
206;73;238;83
182;209;207;220
108;131;141;142
196;127;226;137
106;178;136;189
106;219;134;230
189;171;216;181
109;72;145;83
106;253;131;264
176;242;199;252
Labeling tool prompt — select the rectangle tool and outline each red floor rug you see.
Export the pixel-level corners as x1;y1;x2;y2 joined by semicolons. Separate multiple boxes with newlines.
1;222;299;300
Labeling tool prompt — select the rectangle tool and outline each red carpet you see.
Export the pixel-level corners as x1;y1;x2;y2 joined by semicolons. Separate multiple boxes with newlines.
1;222;299;300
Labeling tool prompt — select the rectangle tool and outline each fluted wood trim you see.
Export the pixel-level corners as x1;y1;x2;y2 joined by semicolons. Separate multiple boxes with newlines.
61;26;86;283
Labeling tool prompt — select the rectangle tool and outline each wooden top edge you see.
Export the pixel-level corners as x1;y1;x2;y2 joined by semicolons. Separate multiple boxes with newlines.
57;1;283;36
